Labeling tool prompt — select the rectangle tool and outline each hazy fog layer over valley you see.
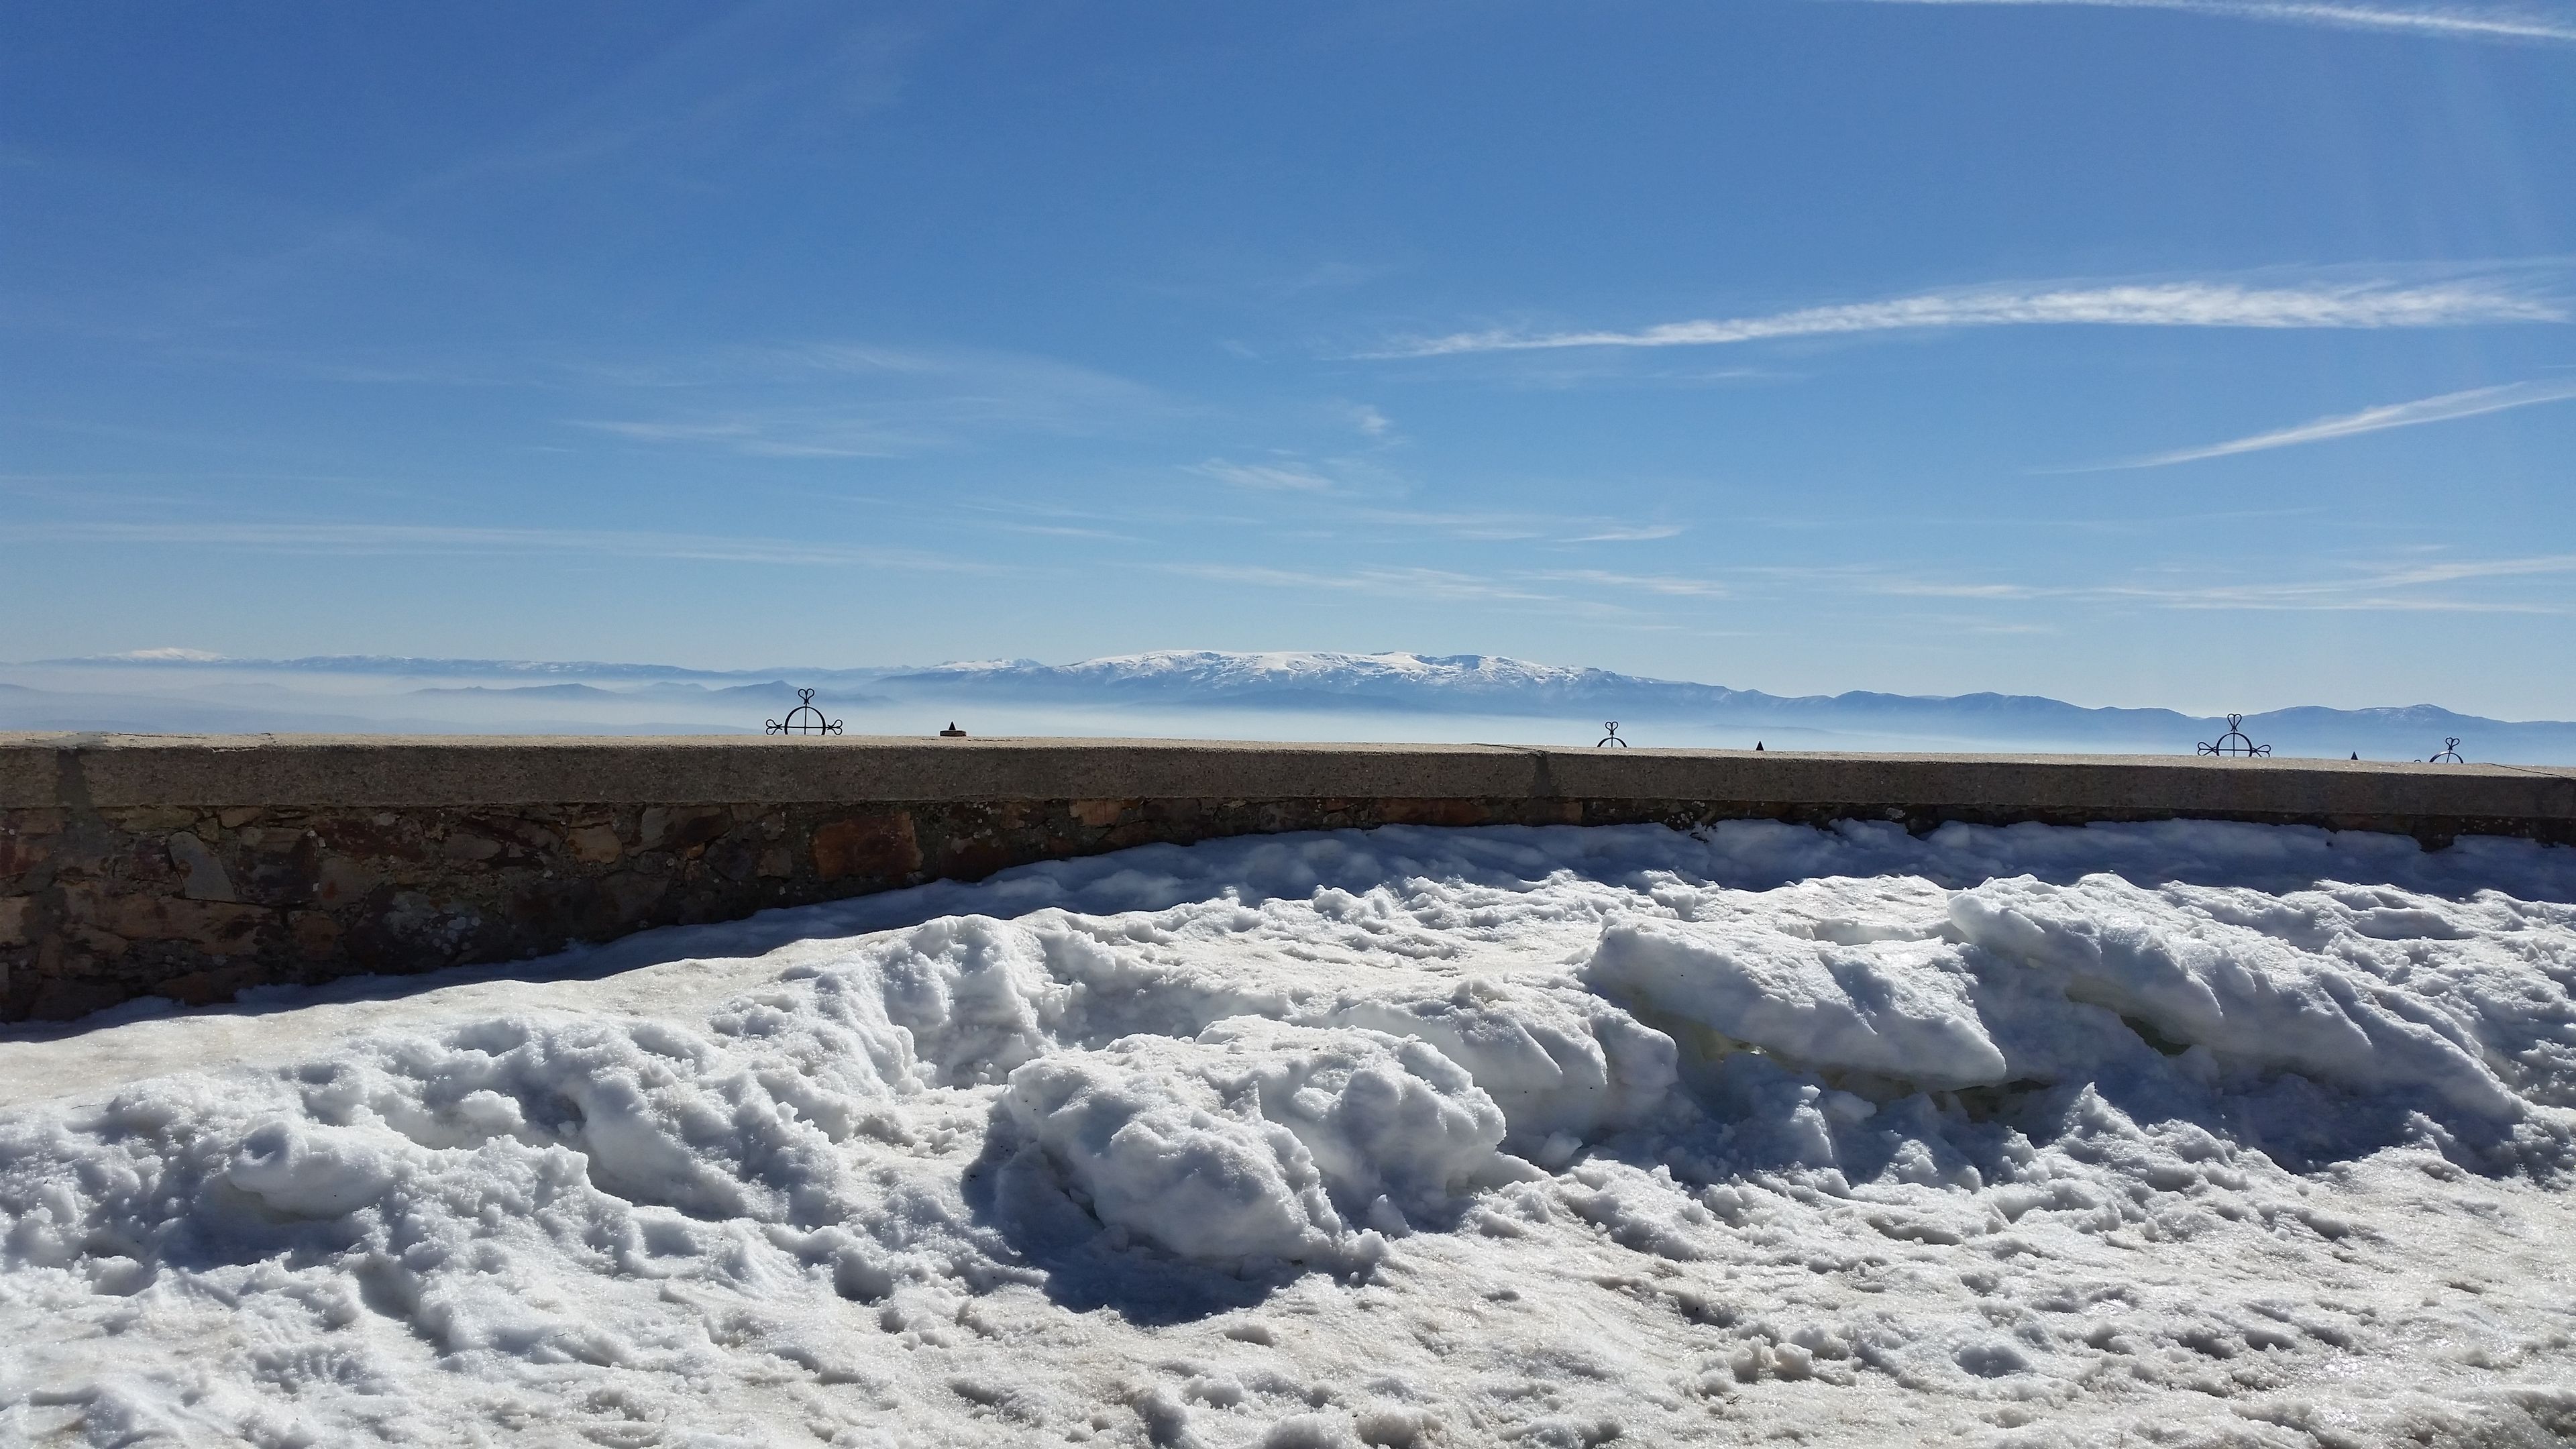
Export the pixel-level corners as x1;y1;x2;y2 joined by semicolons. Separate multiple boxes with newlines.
5;650;2571;761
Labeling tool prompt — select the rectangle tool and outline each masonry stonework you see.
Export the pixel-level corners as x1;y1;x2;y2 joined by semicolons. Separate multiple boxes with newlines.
1;794;1596;1020
5;734;2571;1022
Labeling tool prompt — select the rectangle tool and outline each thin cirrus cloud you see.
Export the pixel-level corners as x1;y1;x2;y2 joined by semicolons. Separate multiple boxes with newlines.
1195;460;1342;493
1862;552;2576;612
2084;378;2576;469
1159;562;1578;607
1843;0;2576;44
568;342;1173;458
1369;277;2566;358
0;520;985;571
1354;508;1684;543
1194;464;1684;543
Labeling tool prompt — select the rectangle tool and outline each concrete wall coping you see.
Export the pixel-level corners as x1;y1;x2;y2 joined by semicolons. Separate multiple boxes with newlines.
6;733;2573;822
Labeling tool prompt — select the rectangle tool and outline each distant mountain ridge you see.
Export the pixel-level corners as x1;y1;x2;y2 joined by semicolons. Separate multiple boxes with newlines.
876;650;2570;757
22;647;2573;760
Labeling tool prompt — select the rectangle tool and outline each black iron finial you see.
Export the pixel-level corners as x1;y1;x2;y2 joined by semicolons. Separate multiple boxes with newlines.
2197;713;2270;758
766;688;843;737
1597;721;1627;748
2429;737;2465;763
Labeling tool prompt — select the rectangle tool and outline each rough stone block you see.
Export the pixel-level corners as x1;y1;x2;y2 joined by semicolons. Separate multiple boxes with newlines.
567;824;623;863
638;805;733;852
290;911;342;960
0;896;31;946
166;831;238;902
315;856;378;906
811;814;920;882
111;896;271;955
0;830;53;879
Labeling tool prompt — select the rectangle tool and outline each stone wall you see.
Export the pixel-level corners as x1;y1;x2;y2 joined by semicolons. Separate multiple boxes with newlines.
7;733;2573;1021
1;794;1578;1020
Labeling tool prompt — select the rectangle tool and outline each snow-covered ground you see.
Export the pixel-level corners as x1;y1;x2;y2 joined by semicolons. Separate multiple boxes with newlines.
5;820;2575;1447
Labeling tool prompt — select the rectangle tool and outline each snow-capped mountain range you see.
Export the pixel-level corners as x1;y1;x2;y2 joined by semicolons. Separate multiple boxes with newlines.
875;651;2572;758
10;648;2573;761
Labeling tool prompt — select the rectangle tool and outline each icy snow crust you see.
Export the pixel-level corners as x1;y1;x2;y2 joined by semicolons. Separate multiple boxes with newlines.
5;821;2576;1447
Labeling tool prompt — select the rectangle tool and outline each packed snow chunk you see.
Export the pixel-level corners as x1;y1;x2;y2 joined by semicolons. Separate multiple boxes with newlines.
860;914;1083;1085
1953;875;2524;1118
1300;978;1675;1142
1582;916;2008;1091
222;1120;396;1219
998;1020;1511;1265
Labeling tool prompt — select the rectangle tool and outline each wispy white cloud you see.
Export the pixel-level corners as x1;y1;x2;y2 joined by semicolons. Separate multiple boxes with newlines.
2084;379;2576;468
572;415;928;459
1159;563;1576;606
1536;569;1731;597
1858;552;2576;612
1352;508;1685;543
1153;546;2571;616
1;521;985;570
1565;523;1690;543
1195;460;1342;493
989;523;1138;542
1189;461;1683;543
572;343;1174;458
1372;276;2565;358
1847;0;2576;44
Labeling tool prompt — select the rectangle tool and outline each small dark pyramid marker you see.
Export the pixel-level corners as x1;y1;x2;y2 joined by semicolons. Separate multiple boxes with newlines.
1755;741;1763;751
938;722;967;738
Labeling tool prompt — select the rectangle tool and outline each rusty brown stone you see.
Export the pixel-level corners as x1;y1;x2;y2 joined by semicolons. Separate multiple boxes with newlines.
0;826;54;878
811;813;920;882
567;824;623;863
1072;799;1125;828
290;910;342;960
0;896;29;946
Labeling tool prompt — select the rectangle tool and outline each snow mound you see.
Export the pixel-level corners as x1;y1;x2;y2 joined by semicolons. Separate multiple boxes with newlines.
5;819;2576;1446
1954;875;2531;1118
999;1020;1513;1267
1586;920;2006;1091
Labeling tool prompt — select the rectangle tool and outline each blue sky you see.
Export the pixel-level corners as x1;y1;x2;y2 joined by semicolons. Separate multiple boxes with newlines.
5;1;2573;715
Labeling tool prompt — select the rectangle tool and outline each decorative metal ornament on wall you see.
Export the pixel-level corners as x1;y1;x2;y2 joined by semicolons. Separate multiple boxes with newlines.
1597;722;1628;747
2197;714;2271;757
765;688;844;737
2430;737;2466;763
